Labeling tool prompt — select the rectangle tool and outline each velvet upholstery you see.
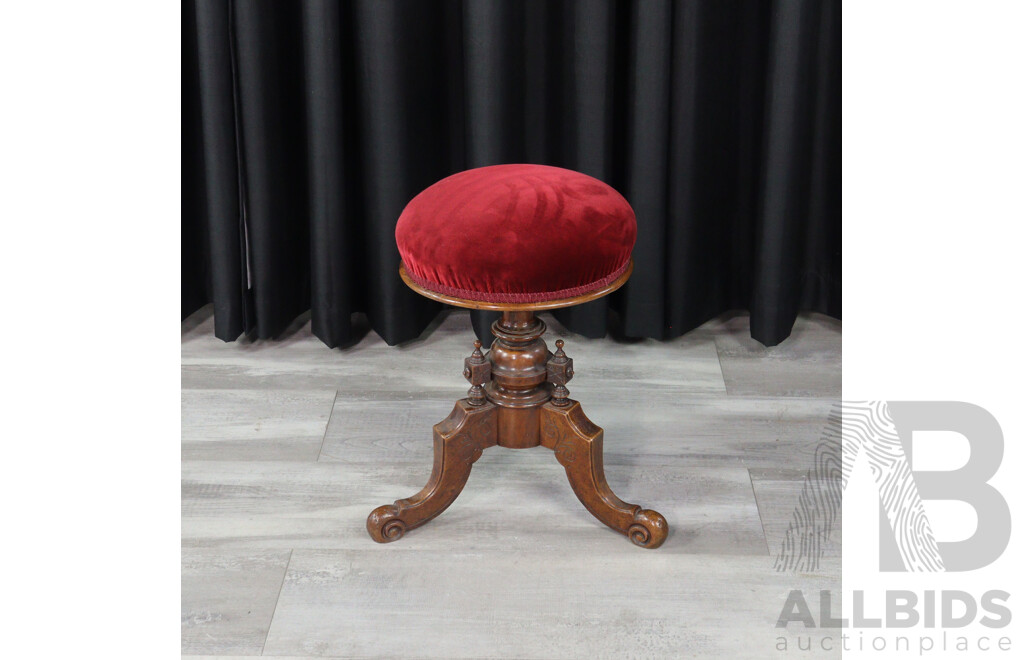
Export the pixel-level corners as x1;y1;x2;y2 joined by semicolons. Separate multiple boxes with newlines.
395;164;636;303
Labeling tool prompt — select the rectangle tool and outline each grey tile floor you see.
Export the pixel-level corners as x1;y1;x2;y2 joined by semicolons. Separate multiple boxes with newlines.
182;307;841;659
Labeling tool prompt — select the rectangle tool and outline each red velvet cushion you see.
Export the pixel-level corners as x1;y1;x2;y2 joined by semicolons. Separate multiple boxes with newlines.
395;164;636;303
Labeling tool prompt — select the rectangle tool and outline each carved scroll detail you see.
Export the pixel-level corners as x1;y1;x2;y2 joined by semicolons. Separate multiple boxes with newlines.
366;400;497;543
540;401;669;549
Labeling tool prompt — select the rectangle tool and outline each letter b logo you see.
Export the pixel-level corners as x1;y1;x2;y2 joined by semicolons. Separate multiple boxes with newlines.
882;402;1010;571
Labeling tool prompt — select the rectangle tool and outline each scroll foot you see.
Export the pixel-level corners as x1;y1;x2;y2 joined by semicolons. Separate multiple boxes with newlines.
366;400;497;542
541;401;669;549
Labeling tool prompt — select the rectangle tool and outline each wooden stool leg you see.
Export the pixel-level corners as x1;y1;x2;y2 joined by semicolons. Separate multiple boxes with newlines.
366;400;497;542
540;401;669;549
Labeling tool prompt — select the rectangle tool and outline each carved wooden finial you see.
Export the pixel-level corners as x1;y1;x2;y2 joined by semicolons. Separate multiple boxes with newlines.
546;339;573;407
464;339;491;405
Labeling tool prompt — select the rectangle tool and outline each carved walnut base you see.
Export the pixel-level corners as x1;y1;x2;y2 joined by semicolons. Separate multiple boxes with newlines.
366;311;668;549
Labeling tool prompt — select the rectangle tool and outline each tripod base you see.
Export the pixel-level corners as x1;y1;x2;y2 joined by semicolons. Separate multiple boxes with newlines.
366;312;668;549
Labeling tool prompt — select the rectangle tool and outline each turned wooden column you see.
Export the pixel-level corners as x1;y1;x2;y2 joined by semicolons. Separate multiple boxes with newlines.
486;311;550;449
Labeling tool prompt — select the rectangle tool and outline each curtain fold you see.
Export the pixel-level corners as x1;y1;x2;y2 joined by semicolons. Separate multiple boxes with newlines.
182;0;840;348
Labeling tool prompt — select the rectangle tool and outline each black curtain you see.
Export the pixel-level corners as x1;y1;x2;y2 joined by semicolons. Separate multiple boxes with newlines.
183;0;840;348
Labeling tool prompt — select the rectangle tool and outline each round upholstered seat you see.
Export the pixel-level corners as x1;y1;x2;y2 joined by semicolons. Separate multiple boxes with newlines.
395;164;636;309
